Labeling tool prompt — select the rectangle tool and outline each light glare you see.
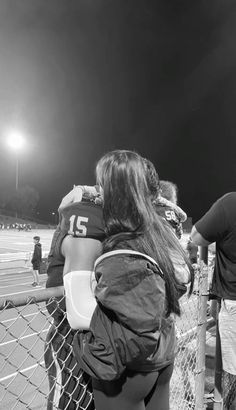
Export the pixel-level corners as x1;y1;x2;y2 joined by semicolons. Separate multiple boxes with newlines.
7;131;25;151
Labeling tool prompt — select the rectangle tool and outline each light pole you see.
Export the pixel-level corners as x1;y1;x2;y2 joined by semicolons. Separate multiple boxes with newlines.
7;130;25;192
51;212;57;225
6;130;26;218
15;156;19;191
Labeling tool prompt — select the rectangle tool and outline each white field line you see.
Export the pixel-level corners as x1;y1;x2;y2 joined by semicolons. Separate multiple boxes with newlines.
0;270;31;276
0;360;45;382
0;260;30;265
0;282;35;289
1;288;44;297
0;275;31;282
0;246;25;252
2;310;48;324
0;254;25;260
0;255;30;261
14;242;33;245
0;328;49;347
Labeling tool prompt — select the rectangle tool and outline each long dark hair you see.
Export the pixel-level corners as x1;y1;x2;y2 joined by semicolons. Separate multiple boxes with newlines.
144;157;194;297
96;150;192;316
96;150;155;234
143;158;161;201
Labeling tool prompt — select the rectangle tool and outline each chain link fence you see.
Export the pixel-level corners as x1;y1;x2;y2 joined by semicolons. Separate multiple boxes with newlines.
212;299;236;410
0;263;214;410
170;262;214;410
222;371;236;409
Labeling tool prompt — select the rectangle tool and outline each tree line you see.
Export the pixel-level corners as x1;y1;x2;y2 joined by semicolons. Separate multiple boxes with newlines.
0;185;39;218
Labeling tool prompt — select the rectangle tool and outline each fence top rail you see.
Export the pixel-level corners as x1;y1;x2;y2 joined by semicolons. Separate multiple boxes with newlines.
0;286;64;310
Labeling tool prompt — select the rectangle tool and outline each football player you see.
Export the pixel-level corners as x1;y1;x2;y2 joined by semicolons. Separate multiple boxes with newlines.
45;186;105;410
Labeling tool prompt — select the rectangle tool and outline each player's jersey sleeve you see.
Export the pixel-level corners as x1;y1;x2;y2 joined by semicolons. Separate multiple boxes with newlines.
60;201;105;241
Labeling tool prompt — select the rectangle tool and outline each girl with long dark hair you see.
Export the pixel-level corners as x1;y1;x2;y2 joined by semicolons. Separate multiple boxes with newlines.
72;150;193;410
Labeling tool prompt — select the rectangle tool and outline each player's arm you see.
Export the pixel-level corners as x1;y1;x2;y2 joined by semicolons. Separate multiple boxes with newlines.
191;197;227;247
61;235;102;330
58;185;99;210
191;225;211;246
58;186;84;210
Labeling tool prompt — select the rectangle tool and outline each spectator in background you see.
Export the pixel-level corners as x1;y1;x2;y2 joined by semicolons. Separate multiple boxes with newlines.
31;235;42;286
152;179;187;239
191;192;236;409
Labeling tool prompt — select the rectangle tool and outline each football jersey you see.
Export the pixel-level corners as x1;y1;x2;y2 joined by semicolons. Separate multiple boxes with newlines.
154;203;183;239
47;200;105;288
46;200;105;322
60;200;105;240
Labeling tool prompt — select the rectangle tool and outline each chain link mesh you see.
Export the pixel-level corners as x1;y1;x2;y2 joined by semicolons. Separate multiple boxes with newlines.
222;371;236;410
170;268;199;410
0;264;213;409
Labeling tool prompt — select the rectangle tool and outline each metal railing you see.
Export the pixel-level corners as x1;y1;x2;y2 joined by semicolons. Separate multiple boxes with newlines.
0;260;215;410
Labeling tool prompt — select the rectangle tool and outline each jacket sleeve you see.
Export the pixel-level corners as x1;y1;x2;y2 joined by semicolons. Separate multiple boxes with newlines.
31;247;36;263
73;302;157;381
31;245;42;263
170;249;191;285
94;256;166;334
72;256;170;381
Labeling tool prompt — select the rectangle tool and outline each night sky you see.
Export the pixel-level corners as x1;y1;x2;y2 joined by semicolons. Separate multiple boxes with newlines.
0;0;236;223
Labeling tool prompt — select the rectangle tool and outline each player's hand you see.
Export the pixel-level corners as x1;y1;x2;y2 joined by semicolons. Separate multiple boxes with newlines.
58;186;84;209
83;185;99;198
58;185;99;209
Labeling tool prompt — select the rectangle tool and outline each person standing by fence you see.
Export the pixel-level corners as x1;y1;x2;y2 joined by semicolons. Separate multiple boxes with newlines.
31;235;42;286
191;192;236;409
72;150;192;410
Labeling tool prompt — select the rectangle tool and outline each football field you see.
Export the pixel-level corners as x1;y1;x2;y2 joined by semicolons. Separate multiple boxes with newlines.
0;228;54;296
0;229;55;410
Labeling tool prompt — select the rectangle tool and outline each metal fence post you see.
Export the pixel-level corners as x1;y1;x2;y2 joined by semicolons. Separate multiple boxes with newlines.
199;246;208;265
213;301;223;410
195;247;209;410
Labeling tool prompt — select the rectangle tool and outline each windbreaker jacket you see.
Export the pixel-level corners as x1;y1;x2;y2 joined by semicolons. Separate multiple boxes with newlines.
31;243;42;265
73;252;176;380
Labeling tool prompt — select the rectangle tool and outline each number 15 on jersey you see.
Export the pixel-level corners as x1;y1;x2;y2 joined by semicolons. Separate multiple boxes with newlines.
68;215;89;236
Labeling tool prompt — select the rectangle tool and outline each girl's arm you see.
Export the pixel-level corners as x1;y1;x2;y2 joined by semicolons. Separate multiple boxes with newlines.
61;235;102;329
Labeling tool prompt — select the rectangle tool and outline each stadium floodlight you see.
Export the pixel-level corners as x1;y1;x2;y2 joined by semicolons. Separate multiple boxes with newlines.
6;130;26;191
7;130;25;152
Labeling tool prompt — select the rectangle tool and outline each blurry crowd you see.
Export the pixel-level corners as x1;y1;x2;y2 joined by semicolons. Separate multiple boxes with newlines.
0;222;32;231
